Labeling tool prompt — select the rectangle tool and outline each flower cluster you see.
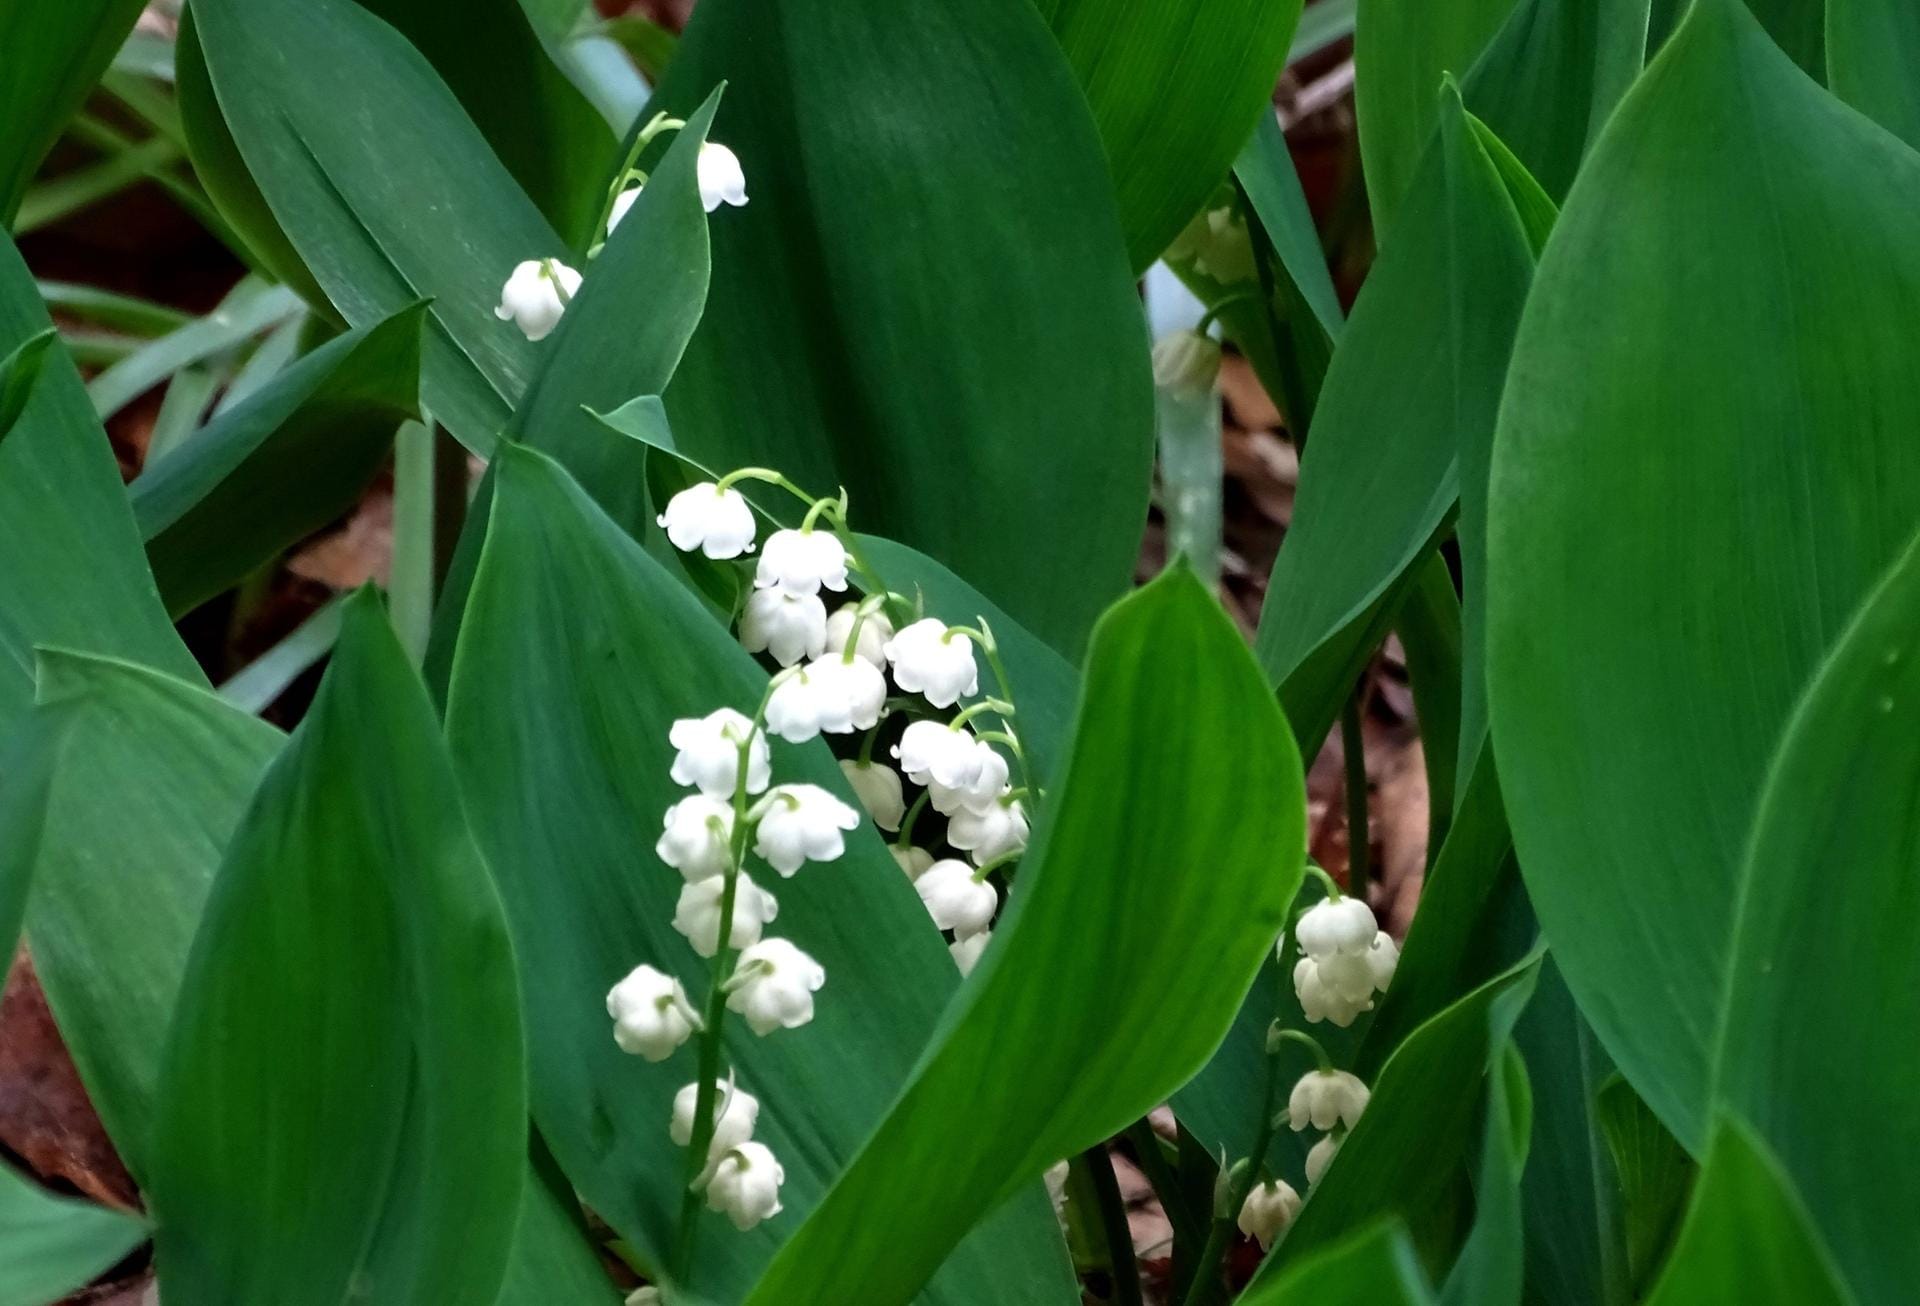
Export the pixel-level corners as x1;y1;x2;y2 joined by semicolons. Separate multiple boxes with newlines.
496;121;748;343
658;467;1034;976
1289;892;1398;1027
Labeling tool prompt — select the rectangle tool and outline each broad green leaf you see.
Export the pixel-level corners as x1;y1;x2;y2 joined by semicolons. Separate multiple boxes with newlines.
149;594;525;1306
653;0;1152;660
1827;0;1920;148
131;304;423;616
356;0;616;246
1596;1074;1691;1294
444;445;1073;1304
1485;0;1920;1146
1238;1221;1434;1306
0;0;147;223
1035;0;1304;272
0;327;53;443
0;1164;144;1306
1255;89;1536;757
9;654;613;1303
1713;526;1920;1304
0;233;199;738
1252;952;1541;1282
507;95;716;531
743;566;1307;1306
1747;0;1827;77
1438;1044;1529;1306
1642;1120;1852;1306
1396;553;1464;830
190;0;565;453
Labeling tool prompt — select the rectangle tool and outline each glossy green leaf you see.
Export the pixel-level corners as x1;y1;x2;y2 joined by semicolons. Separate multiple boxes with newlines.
1036;0;1304;271
356;0;616;246
444;445;1073;1304
1642;1120;1852;1306
148;594;525;1306
1714;526;1920;1304
8;654;614;1304
131;304;423;616
1255;88;1535;756
744;566;1306;1306
1748;0;1827;77
0;0;146;223
1438;1044;1529;1306
191;0;564;453
1827;0;1920;148
1252;952;1541;1282
0;234;199;738
0;327;53;443
1239;1222;1434;1306
1596;1073;1690;1294
1485;0;1920;1146
0;1164;143;1306
653;0;1152;659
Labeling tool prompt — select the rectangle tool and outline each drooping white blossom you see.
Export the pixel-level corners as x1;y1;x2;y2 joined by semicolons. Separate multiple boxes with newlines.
752;784;861;876
1366;930;1399;991
655;795;736;881
726;937;826;1034
839;759;905;831
915;859;998;939
625;1288;662;1306
893;720;992;791
1295;895;1379;959
697;142;749;213
927;745;1009;817
606;964;699;1061
764;657;885;742
1287;1069;1370;1132
658;483;757;560
707;1141;783;1230
739;588;828;667
755;529;849;596
1293;953;1379;1027
668;708;770;798
892;844;934;880
945;790;1026;861
609;184;643;232
672;874;778;958
825;604;893;668
1305;1134;1341;1188
670;1081;761;1163
950;929;991;976
883;618;980;707
1236;1179;1302;1251
494;259;582;342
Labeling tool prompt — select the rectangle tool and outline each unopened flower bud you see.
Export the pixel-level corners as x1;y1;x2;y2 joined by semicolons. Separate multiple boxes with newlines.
1305;1133;1341;1188
825;604;893;668
950;929;991;975
840;759;906;831
892;844;935;880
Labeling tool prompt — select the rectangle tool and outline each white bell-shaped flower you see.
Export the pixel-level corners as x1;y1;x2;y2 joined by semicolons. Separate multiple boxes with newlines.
494;259;582;342
825;604;893;668
1287;1069;1370;1132
1305;1134;1341;1188
609;184;643;232
1295;895;1379;959
947;793;1029;865
725;937;826;1035
655;795;735;881
755;528;849;596
1366;930;1399;991
839;759;905;831
707;1141;783;1231
670;1081;760;1162
928;748;1010;818
950;929;991;976
765;657;885;742
739;589;827;668
625;1289;661;1306
668;708;770;798
751;784;861;876
892;844;934;880
893;720;990;790
697;142;748;213
883;619;980;708
672;874;778;958
1236;1178;1302;1251
915;859;998;939
657;483;757;560
606;964;699;1061
1292;954;1377;1027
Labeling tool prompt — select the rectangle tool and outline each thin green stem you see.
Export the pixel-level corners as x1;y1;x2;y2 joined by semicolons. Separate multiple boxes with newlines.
1081;1145;1144;1306
587;111;685;251
1267;1026;1333;1074
1303;863;1343;901
1340;688;1371;898
896;789;932;848
1125;1119;1206;1255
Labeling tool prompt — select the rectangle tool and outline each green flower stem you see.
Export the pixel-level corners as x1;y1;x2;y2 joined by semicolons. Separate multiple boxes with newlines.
587;111;685;250
948;697;1016;731
1125;1118;1206;1254
1081;1144;1145;1306
1267;1025;1333;1074
896;789;932;848
1303;862;1343;901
